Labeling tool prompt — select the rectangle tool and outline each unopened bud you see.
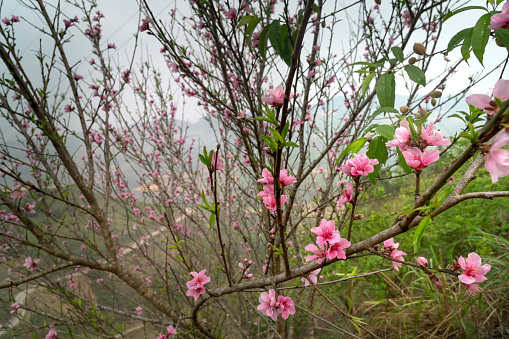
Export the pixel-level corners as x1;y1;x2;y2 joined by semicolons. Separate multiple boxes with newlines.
414;113;422;119
408;57;417;65
419;107;427;116
372;244;379;251
496;37;505;48
413;43;426;56
375;0;381;4
429;91;442;98
431;98;437;106
321;21;325;28
399;105;409;113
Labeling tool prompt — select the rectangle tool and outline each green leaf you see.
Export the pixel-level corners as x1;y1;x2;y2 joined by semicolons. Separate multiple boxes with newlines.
471;13;491;65
281;35;292;66
397;147;412;174
443;6;487;22
404;65;426;86
371;106;399;118
375;125;396;141
285;141;299;147
269;127;284;144
461;29;472;62
238;15;256;27
268;20;282;55
495;29;509;54
245;17;261;47
366;136;388;184
447;28;473;52
376;73;396;108
336;137;368;166
361;73;375;96
257;24;270;60
209;213;216;229
391;46;404;62
413;215;432;253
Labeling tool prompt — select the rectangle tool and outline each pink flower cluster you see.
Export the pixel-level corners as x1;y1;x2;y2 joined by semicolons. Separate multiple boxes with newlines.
261;85;295;107
386;120;450;170
257;168;296;211
489;2;509;30
382;238;407;271
257;289;296;321
341;153;379;176
305;219;351;263
336;182;353;210
157;325;177;338
466;79;509;115
186;269;210;301
485;131;509;183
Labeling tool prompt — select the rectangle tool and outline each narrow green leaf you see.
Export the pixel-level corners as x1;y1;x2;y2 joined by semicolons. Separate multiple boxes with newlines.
336;137;368;166
404;65;426;86
471;13;491;65
238;15;256;27
443;6;487;22
375;125;396;141
376;73;396;108
413;215;432;253
281;35;292;66
209;213;216;229
268;20;282;55
257;24;270;60
269;127;284;143
361;73;375;96
461;27;473;62
391;46;404;62
285;141;299;148
281;122;290;140
245;17;261;47
447;28;472;52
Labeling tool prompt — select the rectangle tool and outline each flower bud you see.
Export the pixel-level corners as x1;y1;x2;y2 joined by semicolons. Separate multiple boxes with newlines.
414;113;422;119
417;257;428;267
413;43;426;56
375;0;381;4
321;21;325;28
399;105;409;113
372;244;379;251
429;91;442;98
418;107;427;116
431;98;437;106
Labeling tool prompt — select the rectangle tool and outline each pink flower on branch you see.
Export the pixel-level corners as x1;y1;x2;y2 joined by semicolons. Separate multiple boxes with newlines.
186;269;210;301
23;257;40;271
488;2;509;30
277;295;296;319
257;289;278;321
301;268;321;286
337;182;353;207
386;120;410;148
257;185;287;211
458;252;491;285
421;123;451;146
304;243;327;264
465;79;509;114
417;257;428;267
382;238;407;271
341;153;379;176
485;131;509;183
402;147;439;170
258;168;297;186
261;85;294;107
310;219;342;246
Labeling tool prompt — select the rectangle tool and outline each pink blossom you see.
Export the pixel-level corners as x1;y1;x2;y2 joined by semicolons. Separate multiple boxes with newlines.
261;85;294;107
225;8;237;20
46;324;57;339
10;15;20;23
301;268;321;286
23;257;40;271
73;73;83;81
139;18;152;32
421;123;451;146
258;169;296;186
386;121;410;148
488;2;509;30
277;295;296;319
168;62;178;73
463;282;483;297
1;17;10;25
326;237;351;260
310;219;342;246
485;132;509;183
383;238;407;271
341;153;379;176
10;302;20;314
257;185;287;211
458;252;491;285
337;182;353;207
10;187;25;199
257;289;278;321
211;152;225;171
417;257;428;267
107;43;116;49
402;147;439;170
465;79;509;114
186;269;210;301
304;243;327;264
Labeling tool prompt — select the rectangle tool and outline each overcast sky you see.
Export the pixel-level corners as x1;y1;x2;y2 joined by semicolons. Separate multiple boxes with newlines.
0;0;505;123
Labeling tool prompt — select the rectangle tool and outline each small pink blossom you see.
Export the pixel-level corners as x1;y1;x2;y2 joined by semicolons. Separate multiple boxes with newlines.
225;8;237;20
1;17;10;25
107;43;116;49
258;169;297;186
261;85;294;107
337;182;353;208
10;302;20;314
341;153;379;176
304;243;327;264
463;282;483;297
277;295;296;319
465;79;509;114
310;219;342;246
488;2;509;30
46;324;57;339
421;123;451;146
73;73;83;81
139;18;152;32
186;269;210;301
383;238;407;271
417;257;428;267
10;187;25;199
402;147;440;170
458;252;491;285
485;132;509;183
23;257;40;271
257;185;287;211
301;268;321;286
386;121;410;148
211;152;225;171
257;289;278;321
326;237;351;260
